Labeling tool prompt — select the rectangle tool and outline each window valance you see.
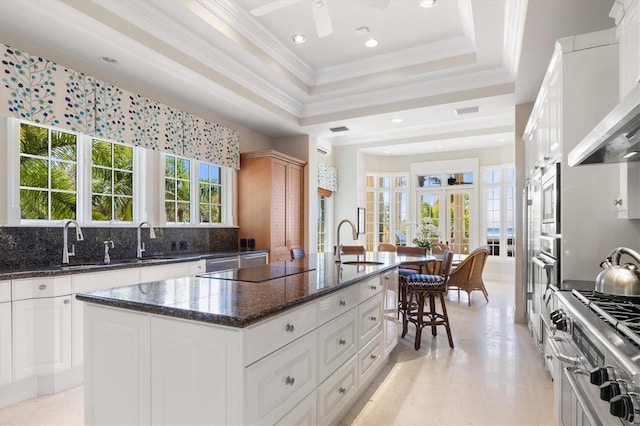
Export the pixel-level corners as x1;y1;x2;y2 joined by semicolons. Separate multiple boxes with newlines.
318;163;337;192
1;43;239;169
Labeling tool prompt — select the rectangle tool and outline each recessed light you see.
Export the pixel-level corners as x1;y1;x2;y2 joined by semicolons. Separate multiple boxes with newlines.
384;150;390;154
391;118;403;123
365;38;379;48
420;0;436;7
499;138;506;142
623;151;639;159
438;145;443;149
291;34;306;44
100;56;118;64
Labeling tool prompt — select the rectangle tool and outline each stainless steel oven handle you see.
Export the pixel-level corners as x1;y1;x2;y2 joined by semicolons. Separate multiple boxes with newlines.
547;336;581;365
566;367;601;426
533;256;553;269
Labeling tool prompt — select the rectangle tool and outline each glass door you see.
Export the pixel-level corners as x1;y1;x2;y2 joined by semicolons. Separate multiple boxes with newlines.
417;189;471;255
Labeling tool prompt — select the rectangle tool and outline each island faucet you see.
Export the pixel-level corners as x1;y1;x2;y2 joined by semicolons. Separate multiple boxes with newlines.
335;219;358;263
62;219;84;264
137;221;156;259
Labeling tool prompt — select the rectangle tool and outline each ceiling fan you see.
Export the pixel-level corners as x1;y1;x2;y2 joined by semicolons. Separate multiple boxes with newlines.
249;0;391;39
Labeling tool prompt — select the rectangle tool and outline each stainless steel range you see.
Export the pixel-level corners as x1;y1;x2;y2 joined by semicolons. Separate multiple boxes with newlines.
549;289;640;425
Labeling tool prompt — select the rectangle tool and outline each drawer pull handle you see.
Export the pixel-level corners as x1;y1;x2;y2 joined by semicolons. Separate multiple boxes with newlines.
370;354;377;360
38;284;47;290
285;323;295;332
338;338;346;345
369;285;377;290
339;300;346;306
370;316;377;322
63;299;70;304
338;387;346;394
285;376;295;386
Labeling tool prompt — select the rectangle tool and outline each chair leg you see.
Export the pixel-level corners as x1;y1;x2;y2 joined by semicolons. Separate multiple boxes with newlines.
429;293;437;337
481;282;489;302
467;291;472;306
439;292;454;348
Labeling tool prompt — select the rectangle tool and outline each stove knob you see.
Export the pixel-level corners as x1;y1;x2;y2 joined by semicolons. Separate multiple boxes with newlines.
554;317;569;332
600;381;621;402
550;309;563;322
610;394;635;422
590;367;610;386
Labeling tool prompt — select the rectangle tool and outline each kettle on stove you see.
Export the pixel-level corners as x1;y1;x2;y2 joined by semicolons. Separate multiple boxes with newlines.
595;247;640;296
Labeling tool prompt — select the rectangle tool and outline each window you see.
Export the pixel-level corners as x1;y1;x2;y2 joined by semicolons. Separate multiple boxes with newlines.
317;194;327;253
165;154;191;223
19;122;78;220
91;139;134;222
484;165;515;257
366;173;408;250
199;163;222;224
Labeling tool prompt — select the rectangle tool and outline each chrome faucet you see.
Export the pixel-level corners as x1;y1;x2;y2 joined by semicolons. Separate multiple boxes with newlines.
62;219;84;264
137;221;156;258
335;219;358;263
103;241;114;264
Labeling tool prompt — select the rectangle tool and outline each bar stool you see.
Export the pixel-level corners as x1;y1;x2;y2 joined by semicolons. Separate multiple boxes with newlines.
402;250;454;350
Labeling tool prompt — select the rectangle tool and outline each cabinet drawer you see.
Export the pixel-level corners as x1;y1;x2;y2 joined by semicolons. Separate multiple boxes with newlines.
188;260;205;275
246;301;317;366
316;355;357;426
12;276;72;301
72;269;139;294
317;310;357;383
0;280;11;303
139;263;190;283
245;332;317;426
358;295;383;347
275;389;317;426
316;285;359;325
358;331;384;389
358;276;382;303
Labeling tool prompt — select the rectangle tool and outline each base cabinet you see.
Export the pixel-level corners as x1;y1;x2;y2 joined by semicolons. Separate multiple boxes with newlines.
82;269;399;425
0;301;12;386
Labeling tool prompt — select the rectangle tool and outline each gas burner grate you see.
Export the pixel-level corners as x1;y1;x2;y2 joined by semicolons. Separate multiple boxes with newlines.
573;290;640;349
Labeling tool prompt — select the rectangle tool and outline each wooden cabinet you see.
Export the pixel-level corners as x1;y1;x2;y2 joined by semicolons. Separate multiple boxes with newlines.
239;150;306;262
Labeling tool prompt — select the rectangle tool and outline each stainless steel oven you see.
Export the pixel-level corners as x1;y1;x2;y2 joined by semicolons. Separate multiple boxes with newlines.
531;235;560;361
541;162;561;236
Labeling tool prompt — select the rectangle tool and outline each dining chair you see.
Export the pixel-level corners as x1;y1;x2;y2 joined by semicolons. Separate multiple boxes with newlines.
401;249;455;349
340;245;366;254
378;243;397;252
431;242;449;255
290;247;306;260
446;245;490;306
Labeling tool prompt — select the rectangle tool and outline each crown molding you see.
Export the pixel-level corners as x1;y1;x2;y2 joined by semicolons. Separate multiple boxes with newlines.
503;0;529;78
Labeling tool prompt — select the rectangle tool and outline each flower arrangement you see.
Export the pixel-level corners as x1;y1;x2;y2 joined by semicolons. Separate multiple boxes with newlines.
412;217;440;250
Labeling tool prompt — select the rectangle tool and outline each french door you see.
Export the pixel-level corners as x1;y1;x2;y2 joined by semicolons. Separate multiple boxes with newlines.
416;189;472;255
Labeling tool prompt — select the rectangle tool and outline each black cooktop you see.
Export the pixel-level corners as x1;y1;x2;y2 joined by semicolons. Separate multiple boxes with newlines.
198;263;315;283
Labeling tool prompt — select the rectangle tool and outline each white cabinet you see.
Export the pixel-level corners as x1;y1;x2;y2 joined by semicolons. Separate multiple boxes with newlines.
188;259;206;276
138;261;194;282
246;332;317;425
0;280;12;385
382;269;398;356
84;304;151;426
612;0;640;97
71;268;139;367
316;284;359;325
316;310;358;383
276;389;317;426
357;331;384;389
151;315;244;426
12;295;72;381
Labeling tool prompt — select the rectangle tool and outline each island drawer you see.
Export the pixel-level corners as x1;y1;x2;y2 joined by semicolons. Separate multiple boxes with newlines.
316;284;359;326
358;295;383;347
275;389;317;426
358;331;384;388
316;309;358;383
245;301;317;366
245;331;317;425
316;354;357;426
358;276;382;303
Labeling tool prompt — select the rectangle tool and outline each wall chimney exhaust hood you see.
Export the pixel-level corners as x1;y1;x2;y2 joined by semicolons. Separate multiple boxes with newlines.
568;83;640;166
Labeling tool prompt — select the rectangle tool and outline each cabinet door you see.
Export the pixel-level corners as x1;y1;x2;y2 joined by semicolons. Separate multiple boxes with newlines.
286;161;304;252
358;295;383;348
316;355;357;426
619;0;640;97
316;310;358;383
151;316;244;426
245;331;317;426
270;158;289;261
0;301;12;385
382;269;398;356
12;296;72;381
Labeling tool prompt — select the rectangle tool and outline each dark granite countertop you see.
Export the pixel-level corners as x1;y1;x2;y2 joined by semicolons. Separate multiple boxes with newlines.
0;250;269;280
76;252;427;328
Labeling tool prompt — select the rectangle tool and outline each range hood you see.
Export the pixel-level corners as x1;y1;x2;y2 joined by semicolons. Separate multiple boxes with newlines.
568;83;640;166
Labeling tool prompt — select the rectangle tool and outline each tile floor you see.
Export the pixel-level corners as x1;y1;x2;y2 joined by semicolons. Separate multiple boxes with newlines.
0;279;555;426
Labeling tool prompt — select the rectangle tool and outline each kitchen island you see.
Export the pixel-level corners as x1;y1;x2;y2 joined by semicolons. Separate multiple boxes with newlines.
77;252;415;425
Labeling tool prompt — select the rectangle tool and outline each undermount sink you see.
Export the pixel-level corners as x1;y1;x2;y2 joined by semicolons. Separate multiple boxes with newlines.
341;261;384;266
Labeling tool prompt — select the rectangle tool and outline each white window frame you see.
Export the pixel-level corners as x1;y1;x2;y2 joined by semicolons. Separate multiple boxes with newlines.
365;172;409;250
482;163;515;258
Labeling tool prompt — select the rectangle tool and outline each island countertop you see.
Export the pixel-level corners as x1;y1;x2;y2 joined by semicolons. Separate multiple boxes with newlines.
76;252;429;328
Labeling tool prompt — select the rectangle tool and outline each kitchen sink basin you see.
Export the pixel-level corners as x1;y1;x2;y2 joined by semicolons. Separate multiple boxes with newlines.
341;261;384;266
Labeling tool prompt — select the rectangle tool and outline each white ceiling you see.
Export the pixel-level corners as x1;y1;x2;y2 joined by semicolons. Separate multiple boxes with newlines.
0;0;615;156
